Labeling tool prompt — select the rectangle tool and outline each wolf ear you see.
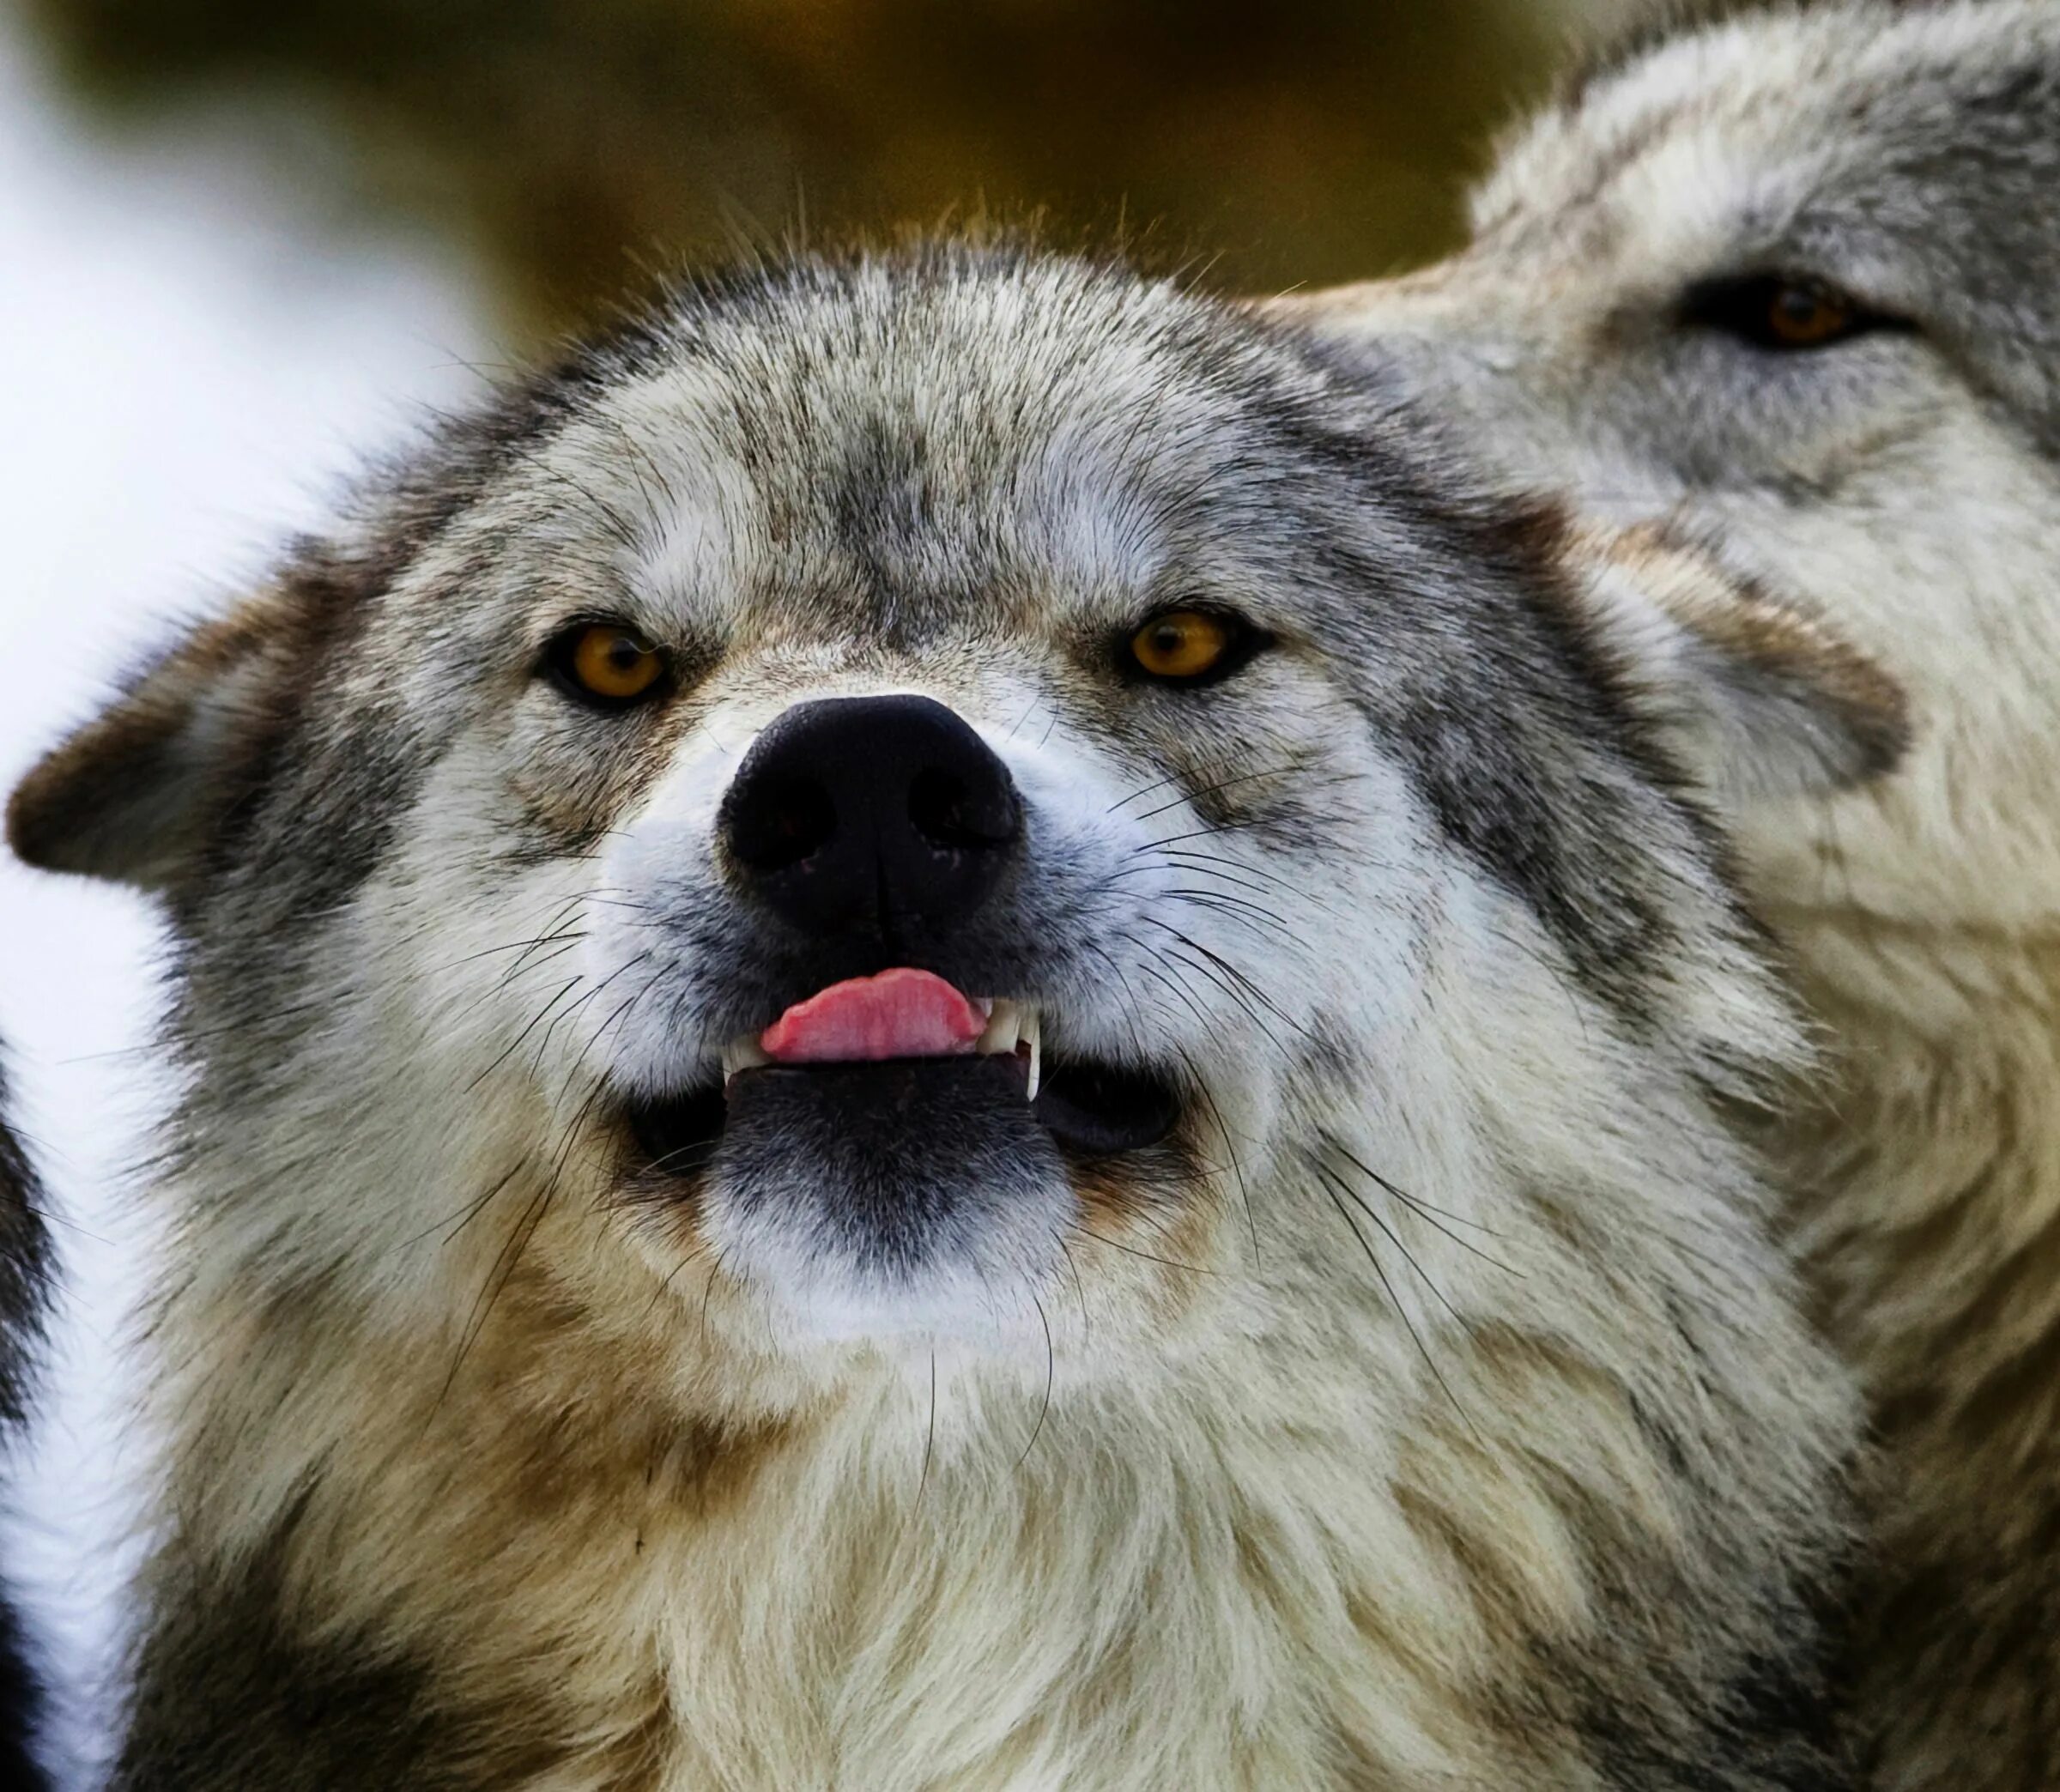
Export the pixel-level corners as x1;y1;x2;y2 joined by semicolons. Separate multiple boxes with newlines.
7;593;297;893
1564;523;1910;806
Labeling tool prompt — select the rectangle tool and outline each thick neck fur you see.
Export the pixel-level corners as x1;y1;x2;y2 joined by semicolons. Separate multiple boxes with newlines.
1763;910;2060;1790
123;951;1851;1790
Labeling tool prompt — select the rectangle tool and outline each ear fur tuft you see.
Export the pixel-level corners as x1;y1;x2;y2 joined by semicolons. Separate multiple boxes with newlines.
1566;521;1910;805
7;594;295;893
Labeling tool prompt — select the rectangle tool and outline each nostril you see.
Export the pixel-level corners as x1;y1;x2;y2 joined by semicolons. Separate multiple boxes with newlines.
730;777;837;874
909;766;1017;851
718;694;1023;940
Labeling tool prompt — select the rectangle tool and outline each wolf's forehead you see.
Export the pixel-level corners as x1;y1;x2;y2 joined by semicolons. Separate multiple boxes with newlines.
547;290;1255;627
1485;4;2059;256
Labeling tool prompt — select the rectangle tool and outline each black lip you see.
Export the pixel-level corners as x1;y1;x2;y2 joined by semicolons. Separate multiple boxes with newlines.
1033;1059;1183;1157
625;1081;728;1180
623;1050;1181;1177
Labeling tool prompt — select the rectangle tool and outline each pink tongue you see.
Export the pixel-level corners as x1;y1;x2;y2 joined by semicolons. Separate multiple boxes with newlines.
760;968;987;1065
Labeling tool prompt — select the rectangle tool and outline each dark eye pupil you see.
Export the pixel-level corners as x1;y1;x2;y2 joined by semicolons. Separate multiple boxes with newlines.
1153;625;1184;654
606;637;643;669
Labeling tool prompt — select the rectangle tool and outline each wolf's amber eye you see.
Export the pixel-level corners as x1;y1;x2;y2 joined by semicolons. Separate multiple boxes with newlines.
1683;273;1901;352
548;623;668;708
1130;610;1238;682
1765;282;1855;347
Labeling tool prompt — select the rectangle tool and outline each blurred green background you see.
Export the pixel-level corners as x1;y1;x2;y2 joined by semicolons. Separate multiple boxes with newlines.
19;0;1609;336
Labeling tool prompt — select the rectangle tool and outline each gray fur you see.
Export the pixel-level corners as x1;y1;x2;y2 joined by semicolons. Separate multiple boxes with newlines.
0;1066;52;1786
1279;3;2060;1784
15;245;1864;1789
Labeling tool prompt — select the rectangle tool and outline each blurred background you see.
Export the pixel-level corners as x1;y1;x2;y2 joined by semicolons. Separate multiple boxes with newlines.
21;0;1634;334
0;0;1624;1779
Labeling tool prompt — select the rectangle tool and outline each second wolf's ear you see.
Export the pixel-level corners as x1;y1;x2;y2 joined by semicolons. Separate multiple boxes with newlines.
7;594;298;894
1564;523;1910;806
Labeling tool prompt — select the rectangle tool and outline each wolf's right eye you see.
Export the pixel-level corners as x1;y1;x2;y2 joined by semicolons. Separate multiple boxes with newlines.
542;622;669;710
1127;608;1264;685
1681;274;1907;352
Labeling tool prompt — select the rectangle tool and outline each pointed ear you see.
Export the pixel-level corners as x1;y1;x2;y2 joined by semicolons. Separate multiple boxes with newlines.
1564;523;1910;806
7;592;298;893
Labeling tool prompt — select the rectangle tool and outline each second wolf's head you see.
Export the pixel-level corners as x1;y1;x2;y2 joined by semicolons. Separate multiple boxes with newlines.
1274;4;2060;1784
1281;0;2057;944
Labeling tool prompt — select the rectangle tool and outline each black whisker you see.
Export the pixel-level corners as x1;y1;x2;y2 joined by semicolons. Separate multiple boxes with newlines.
436;1177;555;1413
1324;1140;1520;1269
1054;1234;1091;1335
1015;1294;1056;1469
1104;765;1191;816
1149;923;1311;1042
1160;890;1305;948
1314;1160;1472;1329
1072;1226;1215;1276
1147;932;1291;1056
1309;1159;1481;1443
1129;762;1295;826
392;1162;524;1252
1172;1041;1257;1259
1122;941;1215;1036
918;1351;937;1504
430;928;590;977
466;979;582;1093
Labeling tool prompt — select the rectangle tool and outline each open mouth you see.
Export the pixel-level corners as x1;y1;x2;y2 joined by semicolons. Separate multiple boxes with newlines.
626;967;1183;1178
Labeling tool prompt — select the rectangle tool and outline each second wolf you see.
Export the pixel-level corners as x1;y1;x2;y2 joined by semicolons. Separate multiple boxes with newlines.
1283;2;2060;1783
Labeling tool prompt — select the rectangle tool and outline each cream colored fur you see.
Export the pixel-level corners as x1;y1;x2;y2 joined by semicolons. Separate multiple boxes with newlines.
13;249;1863;1787
1276;3;2060;1781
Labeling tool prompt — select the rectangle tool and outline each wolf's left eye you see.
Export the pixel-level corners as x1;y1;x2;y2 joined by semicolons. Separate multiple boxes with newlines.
543;622;669;709
1128;609;1255;684
1681;274;1905;351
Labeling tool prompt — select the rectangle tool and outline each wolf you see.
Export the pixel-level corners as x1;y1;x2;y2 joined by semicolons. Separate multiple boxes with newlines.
1273;2;2060;1783
0;1069;51;1787
9;245;1889;1789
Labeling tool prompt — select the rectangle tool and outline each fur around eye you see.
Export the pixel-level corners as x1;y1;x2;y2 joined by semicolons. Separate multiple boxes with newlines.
1680;273;1908;351
542;621;670;709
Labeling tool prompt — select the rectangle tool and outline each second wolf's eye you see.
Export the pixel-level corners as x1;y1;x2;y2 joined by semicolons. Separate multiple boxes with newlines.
1768;285;1849;346
1130;610;1243;683
546;622;668;708
1682;274;1901;351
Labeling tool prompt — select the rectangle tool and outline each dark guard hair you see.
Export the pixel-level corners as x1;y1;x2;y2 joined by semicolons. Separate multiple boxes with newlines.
0;1066;51;1789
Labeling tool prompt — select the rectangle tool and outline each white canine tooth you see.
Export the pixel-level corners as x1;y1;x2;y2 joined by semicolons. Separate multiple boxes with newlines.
975;999;1019;1056
1022;1007;1042;1102
720;1034;772;1082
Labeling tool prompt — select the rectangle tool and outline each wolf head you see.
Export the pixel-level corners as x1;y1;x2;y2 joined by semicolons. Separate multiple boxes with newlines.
12;245;1885;1785
1277;0;2057;956
10;245;1867;1372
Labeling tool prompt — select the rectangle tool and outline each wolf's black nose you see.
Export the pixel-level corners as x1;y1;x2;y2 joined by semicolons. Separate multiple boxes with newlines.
719;694;1023;940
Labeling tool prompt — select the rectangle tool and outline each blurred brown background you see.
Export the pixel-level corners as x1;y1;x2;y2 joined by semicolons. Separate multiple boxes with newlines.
18;0;1608;337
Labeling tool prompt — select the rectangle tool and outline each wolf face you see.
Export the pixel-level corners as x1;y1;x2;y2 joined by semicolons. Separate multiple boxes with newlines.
1276;3;2060;1785
1281;0;2058;928
15;248;1875;1788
